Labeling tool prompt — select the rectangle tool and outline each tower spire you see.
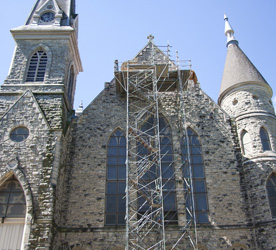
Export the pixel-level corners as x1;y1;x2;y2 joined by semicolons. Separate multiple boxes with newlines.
224;14;239;47
219;14;270;106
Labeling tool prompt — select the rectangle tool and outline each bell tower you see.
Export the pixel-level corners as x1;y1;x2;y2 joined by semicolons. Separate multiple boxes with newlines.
0;0;82;249
3;0;82;110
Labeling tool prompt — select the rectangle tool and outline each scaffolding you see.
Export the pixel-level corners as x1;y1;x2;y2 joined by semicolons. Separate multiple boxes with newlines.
114;36;198;250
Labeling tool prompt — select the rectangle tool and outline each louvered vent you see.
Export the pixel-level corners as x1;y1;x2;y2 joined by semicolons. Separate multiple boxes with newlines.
26;51;47;82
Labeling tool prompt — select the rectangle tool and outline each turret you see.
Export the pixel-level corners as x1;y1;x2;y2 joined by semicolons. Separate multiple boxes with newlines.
219;15;276;160
219;16;276;249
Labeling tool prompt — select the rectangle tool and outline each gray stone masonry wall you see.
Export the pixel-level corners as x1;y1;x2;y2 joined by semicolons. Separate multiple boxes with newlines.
63;86;127;229
243;160;276;250
0;92;68;131
52;125;74;248
236;115;276;158
36;94;66;130
56;80;256;249
0;91;65;249
0;95;21;117
55;227;253;249
220;87;275;118
5;39;73;85
220;82;276;249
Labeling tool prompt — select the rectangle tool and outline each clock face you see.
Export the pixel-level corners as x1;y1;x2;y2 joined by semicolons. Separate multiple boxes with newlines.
41;12;55;22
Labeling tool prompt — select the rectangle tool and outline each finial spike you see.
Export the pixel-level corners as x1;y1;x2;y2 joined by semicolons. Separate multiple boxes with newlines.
75;100;84;116
224;14;239;47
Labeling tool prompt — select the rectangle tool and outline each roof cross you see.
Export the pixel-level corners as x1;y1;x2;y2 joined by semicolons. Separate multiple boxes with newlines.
147;34;154;42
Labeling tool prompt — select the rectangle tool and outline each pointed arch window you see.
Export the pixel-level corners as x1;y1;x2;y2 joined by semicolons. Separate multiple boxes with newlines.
266;173;276;218
182;128;209;224
0;176;26;249
105;129;126;225
137;115;177;224
260;127;271;151
26;50;47;82
241;130;252;155
67;65;75;102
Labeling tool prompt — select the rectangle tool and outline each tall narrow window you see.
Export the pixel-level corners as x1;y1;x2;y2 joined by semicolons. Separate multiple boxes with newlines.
26;50;47;82
0;176;26;249
182;128;209;224
260;127;271;151
137;115;177;224
67;66;75;102
266;173;276;218
105;129;126;225
241;130;252;155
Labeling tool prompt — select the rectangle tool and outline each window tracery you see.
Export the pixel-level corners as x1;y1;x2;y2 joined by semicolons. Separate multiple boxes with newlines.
182;128;209;223
26;50;47;82
105;129;126;225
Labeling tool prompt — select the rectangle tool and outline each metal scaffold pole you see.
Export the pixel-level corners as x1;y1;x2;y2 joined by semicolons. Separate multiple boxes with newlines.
114;36;198;249
173;51;198;250
125;40;166;250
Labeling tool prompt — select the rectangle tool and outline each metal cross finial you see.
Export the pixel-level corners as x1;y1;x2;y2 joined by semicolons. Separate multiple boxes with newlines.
147;34;154;42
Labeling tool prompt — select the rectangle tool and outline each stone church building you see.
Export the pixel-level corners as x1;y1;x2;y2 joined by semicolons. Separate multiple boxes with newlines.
0;0;275;249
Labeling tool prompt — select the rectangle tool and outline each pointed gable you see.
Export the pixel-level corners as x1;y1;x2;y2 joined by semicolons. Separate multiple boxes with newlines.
0;91;51;163
120;35;177;72
132;41;170;64
26;0;77;26
0;91;50;130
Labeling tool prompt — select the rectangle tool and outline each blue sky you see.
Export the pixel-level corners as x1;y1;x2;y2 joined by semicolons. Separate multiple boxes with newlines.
0;0;275;110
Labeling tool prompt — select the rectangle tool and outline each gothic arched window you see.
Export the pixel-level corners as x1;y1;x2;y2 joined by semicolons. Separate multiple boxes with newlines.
105;129;126;225
0;176;26;249
241;130;252;155
26;50;47;82
266;173;276;218
67;65;75;102
138;115;177;224
260;127;271;151
182;128;209;224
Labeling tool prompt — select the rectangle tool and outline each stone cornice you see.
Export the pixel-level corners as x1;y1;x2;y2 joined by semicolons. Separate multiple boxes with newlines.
243;155;276;165
219;81;273;106
11;25;74;39
235;111;276;121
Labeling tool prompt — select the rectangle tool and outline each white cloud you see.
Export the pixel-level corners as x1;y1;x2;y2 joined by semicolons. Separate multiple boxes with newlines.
273;96;276;111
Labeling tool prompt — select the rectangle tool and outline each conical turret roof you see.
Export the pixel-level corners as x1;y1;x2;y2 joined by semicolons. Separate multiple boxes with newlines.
218;16;270;105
